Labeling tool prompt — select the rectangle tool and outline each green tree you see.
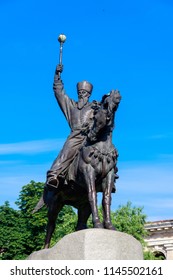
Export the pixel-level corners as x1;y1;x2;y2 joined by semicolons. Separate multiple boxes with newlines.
87;201;148;247
51;205;77;246
0;201;28;259
111;201;148;246
110;202;164;260
143;250;165;260
0;181;77;259
15;181;48;252
0;181;162;260
16;181;77;249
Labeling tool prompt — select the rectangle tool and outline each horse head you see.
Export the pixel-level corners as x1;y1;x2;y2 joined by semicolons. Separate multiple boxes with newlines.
102;89;121;117
88;90;121;142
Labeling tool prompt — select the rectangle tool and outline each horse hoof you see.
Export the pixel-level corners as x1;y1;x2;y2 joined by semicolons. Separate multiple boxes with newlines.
94;222;103;229
104;222;116;230
76;223;88;231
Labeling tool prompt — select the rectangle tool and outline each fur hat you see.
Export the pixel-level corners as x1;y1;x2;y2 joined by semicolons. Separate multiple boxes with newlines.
77;80;93;94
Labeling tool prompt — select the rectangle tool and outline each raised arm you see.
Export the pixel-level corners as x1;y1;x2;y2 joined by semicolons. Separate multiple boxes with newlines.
53;65;75;126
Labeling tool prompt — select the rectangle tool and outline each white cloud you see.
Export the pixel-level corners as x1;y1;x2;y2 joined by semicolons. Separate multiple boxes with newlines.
118;162;173;194
142;199;173;209
146;132;173;140
158;153;173;160
111;160;173;221
0;160;23;165
0;146;173;221
147;134;168;139
0;139;65;155
0;166;46;208
0;138;66;207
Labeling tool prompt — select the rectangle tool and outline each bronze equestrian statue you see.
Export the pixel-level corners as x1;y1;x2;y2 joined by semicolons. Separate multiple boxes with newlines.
34;36;121;248
34;87;121;248
46;64;100;190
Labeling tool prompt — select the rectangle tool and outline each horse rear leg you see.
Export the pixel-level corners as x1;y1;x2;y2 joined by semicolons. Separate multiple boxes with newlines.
102;170;116;230
44;201;63;248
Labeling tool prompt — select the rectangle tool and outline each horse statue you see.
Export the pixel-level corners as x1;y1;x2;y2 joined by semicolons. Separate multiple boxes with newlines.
34;89;121;248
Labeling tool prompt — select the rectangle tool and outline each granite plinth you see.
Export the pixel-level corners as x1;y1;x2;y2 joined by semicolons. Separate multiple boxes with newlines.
27;229;143;260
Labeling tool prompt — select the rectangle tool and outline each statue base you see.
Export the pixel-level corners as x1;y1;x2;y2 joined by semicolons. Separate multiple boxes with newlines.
27;229;143;260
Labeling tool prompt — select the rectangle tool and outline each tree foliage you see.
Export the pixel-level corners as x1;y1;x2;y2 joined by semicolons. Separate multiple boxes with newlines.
0;201;27;259
111;201;148;246
0;181;77;259
143;250;165;260
0;181;160;260
15;181;48;252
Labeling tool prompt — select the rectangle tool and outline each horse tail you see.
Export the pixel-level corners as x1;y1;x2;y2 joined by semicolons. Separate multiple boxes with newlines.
32;195;45;213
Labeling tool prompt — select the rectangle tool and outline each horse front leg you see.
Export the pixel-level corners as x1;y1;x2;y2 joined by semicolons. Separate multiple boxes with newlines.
82;166;103;228
76;202;91;230
102;170;116;230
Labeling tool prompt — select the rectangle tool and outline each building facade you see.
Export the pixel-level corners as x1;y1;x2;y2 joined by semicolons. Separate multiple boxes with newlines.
144;219;173;260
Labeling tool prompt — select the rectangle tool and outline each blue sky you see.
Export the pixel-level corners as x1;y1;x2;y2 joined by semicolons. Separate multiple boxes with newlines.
0;0;173;221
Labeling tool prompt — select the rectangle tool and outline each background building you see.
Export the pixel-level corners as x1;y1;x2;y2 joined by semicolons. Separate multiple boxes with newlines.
145;219;173;260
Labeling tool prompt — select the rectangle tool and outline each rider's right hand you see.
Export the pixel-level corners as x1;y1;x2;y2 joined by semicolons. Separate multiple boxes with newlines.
56;64;63;74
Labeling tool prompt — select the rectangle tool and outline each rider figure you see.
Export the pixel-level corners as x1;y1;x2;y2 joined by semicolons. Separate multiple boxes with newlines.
46;65;100;189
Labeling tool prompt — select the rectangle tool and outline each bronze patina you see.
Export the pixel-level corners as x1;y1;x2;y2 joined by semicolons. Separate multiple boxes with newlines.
34;35;121;248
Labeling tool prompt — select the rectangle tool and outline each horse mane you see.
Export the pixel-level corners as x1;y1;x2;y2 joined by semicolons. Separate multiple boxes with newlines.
88;92;120;142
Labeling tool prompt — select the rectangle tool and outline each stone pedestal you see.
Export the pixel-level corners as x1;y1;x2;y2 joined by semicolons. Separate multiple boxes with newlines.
27;229;143;260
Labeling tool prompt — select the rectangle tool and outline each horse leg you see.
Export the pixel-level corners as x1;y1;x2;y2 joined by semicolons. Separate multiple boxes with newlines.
76;202;91;230
44;199;63;248
82;166;103;228
102;170;116;230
